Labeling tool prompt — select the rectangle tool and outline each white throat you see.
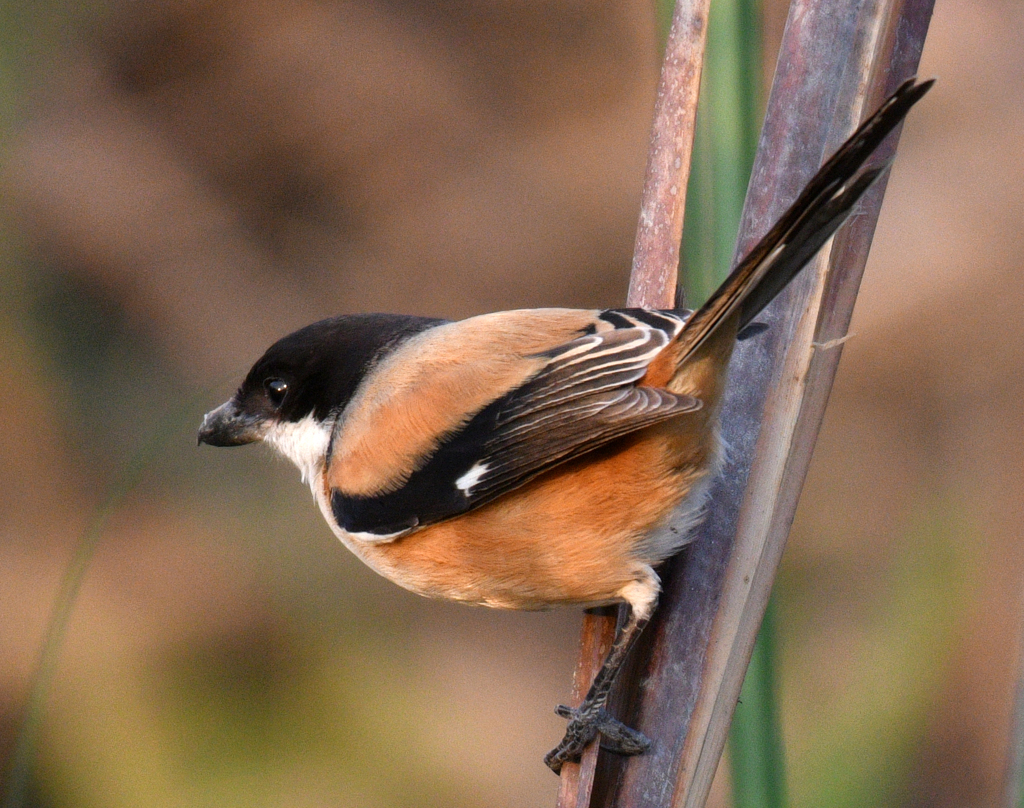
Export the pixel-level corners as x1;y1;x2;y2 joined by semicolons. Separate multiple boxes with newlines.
263;414;333;487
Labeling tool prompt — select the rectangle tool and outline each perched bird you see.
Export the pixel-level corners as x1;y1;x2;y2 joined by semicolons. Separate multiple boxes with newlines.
199;78;931;772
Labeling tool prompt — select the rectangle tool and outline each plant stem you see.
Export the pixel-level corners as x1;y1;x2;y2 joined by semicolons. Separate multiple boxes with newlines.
676;1;789;804
1;397;206;808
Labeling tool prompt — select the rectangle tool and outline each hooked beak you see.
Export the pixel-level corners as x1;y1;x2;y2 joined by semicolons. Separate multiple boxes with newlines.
197;400;266;447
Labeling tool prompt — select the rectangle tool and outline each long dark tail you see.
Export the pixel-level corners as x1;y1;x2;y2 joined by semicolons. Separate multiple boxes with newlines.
673;77;933;366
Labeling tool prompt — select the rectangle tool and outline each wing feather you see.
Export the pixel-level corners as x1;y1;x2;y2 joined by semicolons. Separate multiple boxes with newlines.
330;313;699;538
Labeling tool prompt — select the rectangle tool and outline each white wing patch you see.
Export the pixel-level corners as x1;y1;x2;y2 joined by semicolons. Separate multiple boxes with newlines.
456;461;490;494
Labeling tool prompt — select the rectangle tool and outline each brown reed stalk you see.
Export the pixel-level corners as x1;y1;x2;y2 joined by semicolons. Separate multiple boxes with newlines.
557;0;935;806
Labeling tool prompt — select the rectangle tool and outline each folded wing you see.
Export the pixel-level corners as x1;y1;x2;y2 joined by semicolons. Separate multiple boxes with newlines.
330;311;699;539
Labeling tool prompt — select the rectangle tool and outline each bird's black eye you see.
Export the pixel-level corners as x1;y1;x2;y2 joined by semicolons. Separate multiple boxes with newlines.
265;378;289;407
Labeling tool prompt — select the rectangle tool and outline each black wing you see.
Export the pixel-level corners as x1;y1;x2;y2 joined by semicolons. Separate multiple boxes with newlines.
331;310;700;537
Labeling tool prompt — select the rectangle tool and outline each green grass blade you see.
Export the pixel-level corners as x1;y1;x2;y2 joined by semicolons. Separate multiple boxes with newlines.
729;596;788;808
680;0;762;307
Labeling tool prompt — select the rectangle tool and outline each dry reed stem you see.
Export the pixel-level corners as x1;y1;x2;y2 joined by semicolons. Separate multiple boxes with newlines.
559;0;935;806
555;1;711;804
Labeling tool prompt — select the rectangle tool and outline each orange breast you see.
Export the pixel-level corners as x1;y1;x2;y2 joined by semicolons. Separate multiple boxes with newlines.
353;407;718;609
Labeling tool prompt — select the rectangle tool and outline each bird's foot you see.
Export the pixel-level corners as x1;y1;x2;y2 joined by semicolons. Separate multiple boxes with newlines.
544;704;651;773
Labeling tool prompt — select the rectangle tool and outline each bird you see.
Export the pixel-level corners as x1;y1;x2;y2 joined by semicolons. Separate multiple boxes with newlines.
198;78;931;772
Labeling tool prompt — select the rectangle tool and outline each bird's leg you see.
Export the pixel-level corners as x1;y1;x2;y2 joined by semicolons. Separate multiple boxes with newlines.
545;577;658;774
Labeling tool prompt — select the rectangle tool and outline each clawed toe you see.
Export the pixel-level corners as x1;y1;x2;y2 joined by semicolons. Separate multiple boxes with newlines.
597;714;650;756
545;705;596;773
545;705;651;774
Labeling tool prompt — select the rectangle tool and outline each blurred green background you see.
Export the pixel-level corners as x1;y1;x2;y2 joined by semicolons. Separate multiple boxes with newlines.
1;0;1022;806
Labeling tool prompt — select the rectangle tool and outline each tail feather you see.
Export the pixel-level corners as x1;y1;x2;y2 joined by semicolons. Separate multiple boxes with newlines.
673;77;933;366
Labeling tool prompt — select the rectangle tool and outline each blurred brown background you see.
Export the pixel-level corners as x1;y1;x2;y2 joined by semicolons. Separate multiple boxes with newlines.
0;0;1021;806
